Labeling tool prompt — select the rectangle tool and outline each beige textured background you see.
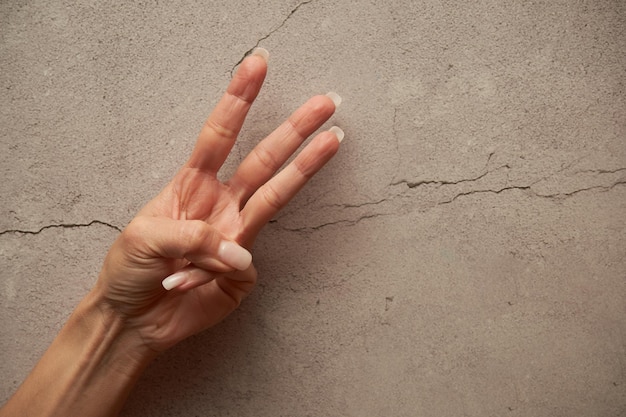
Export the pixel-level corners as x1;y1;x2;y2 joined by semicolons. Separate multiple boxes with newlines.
1;1;625;416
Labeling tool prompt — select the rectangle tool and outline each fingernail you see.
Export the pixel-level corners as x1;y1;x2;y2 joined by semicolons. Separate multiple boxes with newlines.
329;126;345;143
251;47;269;62
162;271;188;291
326;91;342;108
218;241;252;271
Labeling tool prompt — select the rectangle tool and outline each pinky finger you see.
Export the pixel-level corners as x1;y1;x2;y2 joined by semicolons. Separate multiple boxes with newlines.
162;265;215;291
162;264;257;291
241;127;344;236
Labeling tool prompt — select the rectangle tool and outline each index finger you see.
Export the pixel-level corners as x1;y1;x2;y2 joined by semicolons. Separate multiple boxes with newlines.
186;48;269;174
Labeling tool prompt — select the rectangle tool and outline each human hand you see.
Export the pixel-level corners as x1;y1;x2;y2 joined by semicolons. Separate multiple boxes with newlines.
92;49;343;354
0;48;343;417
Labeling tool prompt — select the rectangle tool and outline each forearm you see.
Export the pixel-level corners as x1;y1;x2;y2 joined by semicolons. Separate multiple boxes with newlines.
1;290;155;417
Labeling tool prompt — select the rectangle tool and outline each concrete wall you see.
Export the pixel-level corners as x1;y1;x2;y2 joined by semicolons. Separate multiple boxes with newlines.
1;1;625;415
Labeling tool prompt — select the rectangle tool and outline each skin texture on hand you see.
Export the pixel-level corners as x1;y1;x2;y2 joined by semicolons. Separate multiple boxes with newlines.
0;49;342;417
94;49;342;354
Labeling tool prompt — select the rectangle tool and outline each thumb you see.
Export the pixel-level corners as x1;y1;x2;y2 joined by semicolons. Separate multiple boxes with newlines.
123;216;252;272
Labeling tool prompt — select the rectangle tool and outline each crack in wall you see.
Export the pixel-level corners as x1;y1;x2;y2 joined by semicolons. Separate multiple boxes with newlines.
438;185;532;205
534;180;626;198
229;0;314;76
280;164;626;232
283;213;392;232
389;107;402;184
574;168;626;175
322;198;390;210
4;169;622;236
0;220;122;236
439;180;626;205
390;152;500;189
392;169;490;189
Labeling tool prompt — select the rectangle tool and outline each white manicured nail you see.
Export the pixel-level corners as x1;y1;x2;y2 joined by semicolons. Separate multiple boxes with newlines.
251;47;269;62
162;271;188;290
326;91;342;108
329;126;345;143
218;241;252;271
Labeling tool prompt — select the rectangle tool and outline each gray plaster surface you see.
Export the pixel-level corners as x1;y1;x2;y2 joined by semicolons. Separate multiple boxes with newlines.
1;0;625;416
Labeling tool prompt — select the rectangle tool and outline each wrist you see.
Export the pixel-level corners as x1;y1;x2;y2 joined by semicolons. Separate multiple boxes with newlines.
78;287;159;371
53;290;157;415
1;288;157;417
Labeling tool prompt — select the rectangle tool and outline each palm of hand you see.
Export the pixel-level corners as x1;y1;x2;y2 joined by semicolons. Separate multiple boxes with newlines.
124;170;253;351
154;168;244;238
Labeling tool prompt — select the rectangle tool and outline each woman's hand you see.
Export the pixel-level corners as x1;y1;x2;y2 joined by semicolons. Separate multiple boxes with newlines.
1;48;343;417
93;48;343;354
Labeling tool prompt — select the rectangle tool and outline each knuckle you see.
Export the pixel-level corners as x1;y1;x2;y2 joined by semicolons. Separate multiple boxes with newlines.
252;144;281;172
181;220;223;257
261;183;284;211
293;155;315;180
286;115;308;140
121;217;149;247
181;220;211;250
227;88;255;105
204;118;237;140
